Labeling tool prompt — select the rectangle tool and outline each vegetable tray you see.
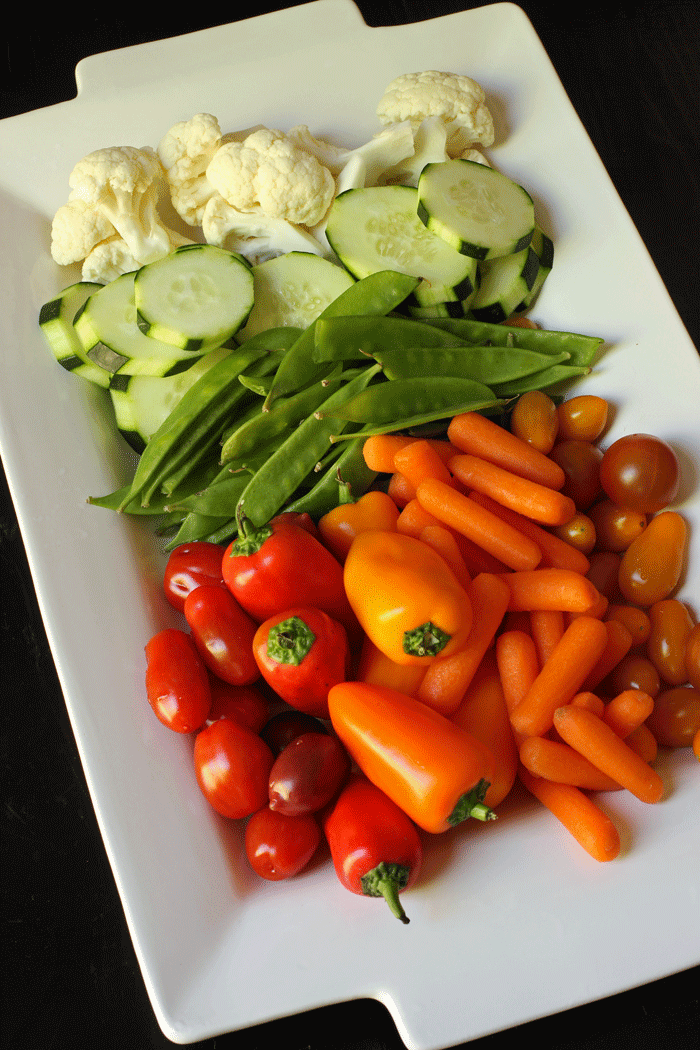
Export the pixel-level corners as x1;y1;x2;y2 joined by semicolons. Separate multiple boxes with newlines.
0;2;698;1047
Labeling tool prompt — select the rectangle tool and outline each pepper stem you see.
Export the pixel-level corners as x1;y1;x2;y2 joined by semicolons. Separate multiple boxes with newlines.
360;862;411;924
447;779;497;827
266;616;316;666
402;621;451;658
231;515;272;557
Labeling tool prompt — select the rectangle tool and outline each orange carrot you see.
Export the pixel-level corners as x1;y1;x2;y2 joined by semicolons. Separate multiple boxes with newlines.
417;573;511;714
564;591;609;625
602;689;655;738
452;534;512;576
570;691;606;717
529;609;565;666
363;434;459;473
447;411;566;490
495;629;540;746
553;704;664;804
419;525;471;589
357;634;426;697
519;767;621;861
510;616;609;738
468;491;590;575
396;498;444;538
580;619;634;692
416;478;542;572
626;723;658;764
394;439;455;491
519;736;622;791
501;568;601;614
449;453;576;526
387;471;415;507
451;651;518;808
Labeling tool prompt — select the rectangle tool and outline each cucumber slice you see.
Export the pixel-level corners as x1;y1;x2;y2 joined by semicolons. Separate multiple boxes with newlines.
418;159;535;260
108;344;234;453
39;281;110;387
515;225;554;311
325;185;478;307
75;272;209;377
236;252;356;342
470;245;540;323
134;244;255;352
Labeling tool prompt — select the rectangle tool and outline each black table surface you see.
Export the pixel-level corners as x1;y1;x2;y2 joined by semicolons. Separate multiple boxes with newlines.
2;3;699;1048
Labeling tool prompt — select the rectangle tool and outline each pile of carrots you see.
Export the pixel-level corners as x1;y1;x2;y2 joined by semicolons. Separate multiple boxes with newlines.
336;388;700;863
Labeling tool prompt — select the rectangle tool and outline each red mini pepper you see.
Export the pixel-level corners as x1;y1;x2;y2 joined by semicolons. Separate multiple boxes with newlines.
322;775;423;924
222;515;356;629
252;606;349;719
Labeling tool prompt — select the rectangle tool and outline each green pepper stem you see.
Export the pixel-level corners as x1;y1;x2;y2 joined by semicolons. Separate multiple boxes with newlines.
403;621;451;658
360;862;411;924
266;616;316;666
230;515;272;556
447;779;497;827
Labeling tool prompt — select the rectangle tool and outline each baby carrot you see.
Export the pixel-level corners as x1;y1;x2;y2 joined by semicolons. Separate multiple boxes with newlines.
510;616;609;738
416;478;542;572
519;736;622;791
357;634;426;697
394;439;455;490
449;453;576;527
501;568;601;614
467;491;590;574
387;471;415;507
417;573;511;714
447;411;566;490
495;629;540;747
580;619;634;692
626;723;659;765
570;691;606;717
529;609;565;666
553;705;665;803
363;434;416;473
419;525;471;589
519;767;621;862
396;498;443;538
602;689;655;738
452;651;518;808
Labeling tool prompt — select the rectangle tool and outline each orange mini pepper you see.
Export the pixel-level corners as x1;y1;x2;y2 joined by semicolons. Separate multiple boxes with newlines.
343;529;473;666
328;681;496;834
318;490;399;563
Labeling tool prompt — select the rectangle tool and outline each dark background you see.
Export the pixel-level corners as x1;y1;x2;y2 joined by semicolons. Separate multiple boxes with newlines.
2;3;699;1049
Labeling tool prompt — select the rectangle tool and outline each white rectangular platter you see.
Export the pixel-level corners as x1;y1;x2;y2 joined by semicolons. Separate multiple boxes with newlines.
0;2;698;1047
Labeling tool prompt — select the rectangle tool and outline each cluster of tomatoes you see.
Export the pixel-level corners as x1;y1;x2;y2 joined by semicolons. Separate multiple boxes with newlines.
145;511;370;883
512;391;699;747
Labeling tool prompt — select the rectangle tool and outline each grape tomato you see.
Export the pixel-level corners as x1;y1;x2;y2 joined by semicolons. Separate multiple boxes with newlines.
556;395;609;443
184;583;260;686
645;687;700;748
617;511;687;606
646;599;695;686
163;541;225;612
260;710;329;755
549;439;603;510
205;677;269;733
144;628;211;734
193;717;274;819
244;807;321;881
268;732;351;815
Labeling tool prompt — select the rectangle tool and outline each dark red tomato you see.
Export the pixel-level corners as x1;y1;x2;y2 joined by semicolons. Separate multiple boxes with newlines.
193;717;274;819
144;628;211;733
205;677;269;733
549;439;603;510
253;606;349;718
268;732;351;815
244;806;321;881
163;542;225;613
184;584;259;686
645;686;700;748
599;433;680;514
260;710;329;756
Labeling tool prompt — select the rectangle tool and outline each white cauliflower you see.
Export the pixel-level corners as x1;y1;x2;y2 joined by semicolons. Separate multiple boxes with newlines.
157;113;225;226
201;196;329;265
205;128;336;228
376;70;495;155
286;121;415;188
81;236;139;283
50;197;115;267
65;145;190;267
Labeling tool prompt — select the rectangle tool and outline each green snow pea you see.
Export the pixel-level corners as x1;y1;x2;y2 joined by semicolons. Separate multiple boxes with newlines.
493;363;592;396
283;437;378;519
312;313;471;363
263;270;419;409
374;345;571;384
420;317;604;367
315;375;502;429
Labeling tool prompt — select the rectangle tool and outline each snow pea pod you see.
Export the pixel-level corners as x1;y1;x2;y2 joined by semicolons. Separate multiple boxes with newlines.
312;314;471;363
164;470;251;517
316;375;500;427
493;362;592;396
263;271;419;409
164;510;232;550
375;345;571;384
421;318;604;367
284;438;378;520
220;365;344;464
239;364;382;526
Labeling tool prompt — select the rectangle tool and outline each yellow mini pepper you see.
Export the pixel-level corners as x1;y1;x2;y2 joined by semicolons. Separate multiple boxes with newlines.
343;529;473;666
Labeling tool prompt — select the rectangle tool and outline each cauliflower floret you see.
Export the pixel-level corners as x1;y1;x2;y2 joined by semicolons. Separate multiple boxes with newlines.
287;121;415;188
205;128;336;228
66;145;188;266
81;236;140;283
157;113;225;226
376;70;495;155
380;115;451;187
50;198;115;266
201;196;329;265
